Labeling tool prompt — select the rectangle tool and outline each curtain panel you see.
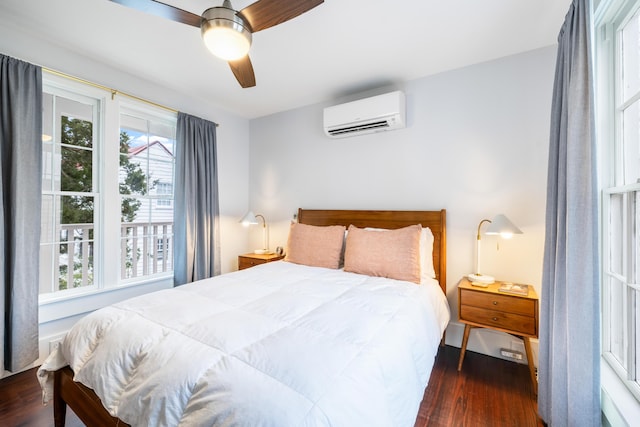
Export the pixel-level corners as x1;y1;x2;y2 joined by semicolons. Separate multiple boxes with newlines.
538;0;600;425
174;112;220;286
0;54;42;372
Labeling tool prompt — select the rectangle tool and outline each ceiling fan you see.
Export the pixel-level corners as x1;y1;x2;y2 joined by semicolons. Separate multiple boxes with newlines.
109;0;324;88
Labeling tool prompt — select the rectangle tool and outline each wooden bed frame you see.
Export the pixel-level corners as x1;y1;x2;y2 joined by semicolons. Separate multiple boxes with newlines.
52;208;447;427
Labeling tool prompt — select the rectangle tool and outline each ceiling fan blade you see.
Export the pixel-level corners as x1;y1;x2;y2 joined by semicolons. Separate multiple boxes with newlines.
238;0;324;33
108;0;201;27
228;56;256;88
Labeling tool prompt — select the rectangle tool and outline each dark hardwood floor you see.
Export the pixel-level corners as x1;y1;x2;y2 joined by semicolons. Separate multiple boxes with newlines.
0;345;541;427
415;345;543;427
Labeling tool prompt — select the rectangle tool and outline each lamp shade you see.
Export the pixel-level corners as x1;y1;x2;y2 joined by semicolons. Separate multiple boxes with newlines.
240;210;259;226
485;214;523;238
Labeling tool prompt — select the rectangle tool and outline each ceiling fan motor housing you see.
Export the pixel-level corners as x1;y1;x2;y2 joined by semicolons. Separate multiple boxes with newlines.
201;5;252;61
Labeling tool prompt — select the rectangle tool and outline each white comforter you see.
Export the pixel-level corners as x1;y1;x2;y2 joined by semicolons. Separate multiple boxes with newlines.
39;261;450;427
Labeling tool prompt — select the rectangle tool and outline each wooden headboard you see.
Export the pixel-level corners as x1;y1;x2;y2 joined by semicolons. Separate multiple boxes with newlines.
297;209;447;293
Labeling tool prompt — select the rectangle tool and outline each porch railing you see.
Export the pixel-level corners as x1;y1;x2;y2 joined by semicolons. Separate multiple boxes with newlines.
59;221;173;288
120;221;173;279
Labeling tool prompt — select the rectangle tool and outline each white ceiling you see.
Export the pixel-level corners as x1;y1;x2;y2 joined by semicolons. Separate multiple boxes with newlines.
0;0;571;119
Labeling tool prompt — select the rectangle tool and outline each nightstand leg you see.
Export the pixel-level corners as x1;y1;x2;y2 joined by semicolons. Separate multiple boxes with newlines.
523;337;537;395
457;324;472;371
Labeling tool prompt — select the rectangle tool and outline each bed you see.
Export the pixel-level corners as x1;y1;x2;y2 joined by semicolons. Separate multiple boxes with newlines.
38;209;448;427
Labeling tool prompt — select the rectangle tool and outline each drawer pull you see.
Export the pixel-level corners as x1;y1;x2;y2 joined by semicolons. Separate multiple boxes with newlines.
492;301;498;305
492;317;498;321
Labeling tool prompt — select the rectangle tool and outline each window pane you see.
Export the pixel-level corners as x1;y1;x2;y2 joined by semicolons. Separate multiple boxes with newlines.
609;276;628;366
610;193;625;276
61;195;94;224
623;101;640;185
120;114;148;155
59;227;94;290
40;194;56;244
635;289;640;383
42;93;55;192
40;214;95;293
61;146;92;192
60;111;93;148
120;152;148;198
39;244;56;294
635;192;640;285
622;8;640;103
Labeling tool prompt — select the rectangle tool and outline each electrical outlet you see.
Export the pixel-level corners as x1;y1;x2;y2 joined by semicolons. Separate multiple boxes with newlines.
49;338;63;353
500;348;524;360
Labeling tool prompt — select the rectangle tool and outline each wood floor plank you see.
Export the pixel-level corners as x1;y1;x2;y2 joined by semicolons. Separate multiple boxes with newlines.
0;345;541;426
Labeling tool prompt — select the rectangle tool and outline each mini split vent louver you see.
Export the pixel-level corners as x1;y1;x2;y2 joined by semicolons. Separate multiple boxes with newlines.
323;91;406;139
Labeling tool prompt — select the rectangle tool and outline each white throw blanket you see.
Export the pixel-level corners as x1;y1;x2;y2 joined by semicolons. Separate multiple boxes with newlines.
39;261;449;427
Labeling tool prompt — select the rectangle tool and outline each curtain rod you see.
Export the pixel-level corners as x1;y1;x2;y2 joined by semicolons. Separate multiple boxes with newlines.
44;67;180;114
43;67;222;128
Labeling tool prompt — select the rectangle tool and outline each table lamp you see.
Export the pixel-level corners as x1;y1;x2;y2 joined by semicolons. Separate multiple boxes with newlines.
240;211;270;254
468;214;522;284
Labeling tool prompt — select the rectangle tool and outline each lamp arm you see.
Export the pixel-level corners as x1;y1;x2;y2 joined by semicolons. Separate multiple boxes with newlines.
476;219;492;240
255;214;267;250
254;214;266;227
475;219;492;275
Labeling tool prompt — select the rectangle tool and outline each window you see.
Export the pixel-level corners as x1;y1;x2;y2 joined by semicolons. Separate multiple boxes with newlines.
40;89;98;293
597;0;640;401
119;109;176;280
155;182;173;207
39;76;176;299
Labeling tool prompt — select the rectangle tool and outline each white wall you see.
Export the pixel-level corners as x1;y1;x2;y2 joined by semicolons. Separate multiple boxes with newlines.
0;23;251;375
248;46;557;363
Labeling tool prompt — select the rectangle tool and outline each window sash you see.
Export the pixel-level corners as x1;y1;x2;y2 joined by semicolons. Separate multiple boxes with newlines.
40;85;101;296
118;104;176;283
603;185;640;396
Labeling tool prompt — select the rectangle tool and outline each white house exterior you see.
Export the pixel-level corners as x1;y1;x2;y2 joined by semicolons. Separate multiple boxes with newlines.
120;139;175;280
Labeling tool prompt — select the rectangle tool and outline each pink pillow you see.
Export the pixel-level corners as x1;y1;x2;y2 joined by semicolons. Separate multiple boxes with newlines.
284;223;346;269
344;224;422;284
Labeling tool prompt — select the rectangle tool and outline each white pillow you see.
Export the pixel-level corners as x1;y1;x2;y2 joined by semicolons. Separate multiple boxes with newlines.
420;227;436;280
363;226;436;283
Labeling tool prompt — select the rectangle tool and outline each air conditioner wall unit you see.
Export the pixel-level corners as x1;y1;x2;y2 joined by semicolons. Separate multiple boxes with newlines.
323;91;406;138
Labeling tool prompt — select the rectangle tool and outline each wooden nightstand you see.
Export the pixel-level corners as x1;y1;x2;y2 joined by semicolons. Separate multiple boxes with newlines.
238;253;284;270
457;277;539;394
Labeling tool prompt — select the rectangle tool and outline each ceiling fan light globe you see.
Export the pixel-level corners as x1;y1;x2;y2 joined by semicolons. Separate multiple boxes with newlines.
203;26;251;60
201;7;252;61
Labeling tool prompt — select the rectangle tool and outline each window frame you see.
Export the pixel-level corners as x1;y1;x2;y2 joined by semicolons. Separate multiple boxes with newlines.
596;0;640;404
39;73;176;305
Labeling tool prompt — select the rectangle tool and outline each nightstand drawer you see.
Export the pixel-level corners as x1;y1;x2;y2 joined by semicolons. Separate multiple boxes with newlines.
460;288;536;316
239;257;261;270
238;253;285;270
460;305;537;336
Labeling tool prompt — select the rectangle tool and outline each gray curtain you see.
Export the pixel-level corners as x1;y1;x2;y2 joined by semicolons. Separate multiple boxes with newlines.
0;54;42;372
539;0;600;425
174;112;220;286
